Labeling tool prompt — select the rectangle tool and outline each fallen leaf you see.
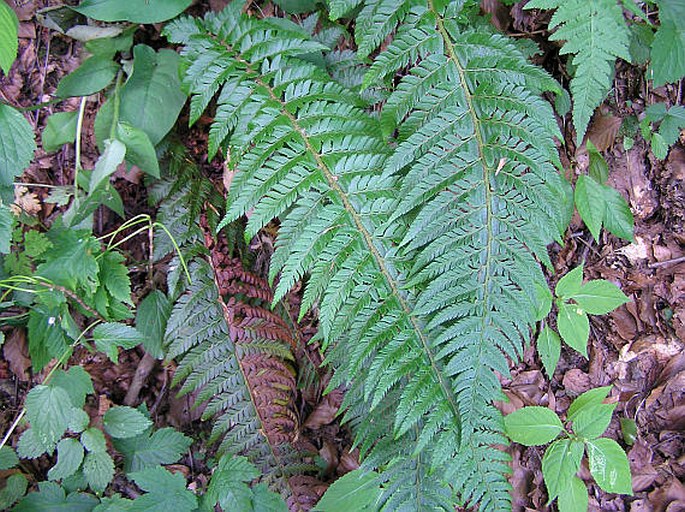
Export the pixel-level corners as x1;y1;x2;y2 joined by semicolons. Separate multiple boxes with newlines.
3;329;30;381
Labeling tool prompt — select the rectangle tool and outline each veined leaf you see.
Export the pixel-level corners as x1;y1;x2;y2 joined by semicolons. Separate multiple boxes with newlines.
557;301;590;357
574;174;605;241
90;139;126;192
48;438;85;481
537;326;561;377
541;438;584;502
73;0;192;24
571;280;629;315
504;406;563;446
103;406;152;439
42;111;78;152
0;0;18;75
557;476;588;512
567;386;613;421
586;438;632;494
0;104;36;202
313;469;382;512
55;56;119;98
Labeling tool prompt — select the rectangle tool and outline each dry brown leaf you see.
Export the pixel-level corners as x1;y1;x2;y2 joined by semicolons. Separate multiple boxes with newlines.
303;390;342;430
3;329;30;381
588;114;622;152
562;368;591;396
12;186;41;216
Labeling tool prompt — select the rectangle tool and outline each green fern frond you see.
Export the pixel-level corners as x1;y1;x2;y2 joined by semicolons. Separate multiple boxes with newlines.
526;0;630;144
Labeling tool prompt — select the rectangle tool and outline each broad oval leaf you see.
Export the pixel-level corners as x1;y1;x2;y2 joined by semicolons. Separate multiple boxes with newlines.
103;406;152;439
555;264;584;301
42;111;78;152
542;438;584;502
572;402;617;440
313;469;382;511
73;0;192;24
0;104;36;202
586;437;633;494
601;183;634;242
567;386;613;421
0;0;18;75
557;475;589;512
115;122;160;178
90;139;126;192
48;438;85;481
575;174;605;241
573;280;629;315
56;56;119;98
504;406;563;446
557;301;589;357
537;325;561;377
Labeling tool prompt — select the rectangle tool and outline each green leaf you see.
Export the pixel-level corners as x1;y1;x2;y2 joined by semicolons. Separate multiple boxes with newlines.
42;112;79;152
103;406;152;439
273;0;319;14
85;26;136;58
572;402;617;440
115;122;160;178
620;417;637;446
0;445;19;469
83;450;114;494
95;46;186;147
93;494;134;511
568;386;613;421
25;385;74;446
112;426;191;473
542;438;585;502
24;230;52;258
575;174;605;241
312;469;382;512
587;140;608;184
586;438;633;494
68;409;91;434
657;105;685;145
0;203;14;254
51;366;94;409
0;104;37;202
534;280;554;321
504;406;564;446
205;456;260;511
650;0;685;86
14;481;99;511
92;322;145;362
128;467;197;512
601;184;634;242
90;139;126;192
99;250;132;305
0;0;18;75
37;228;100;294
81;428;107;453
48;438;85;481
0;473;28;510
557;301;590;357
537;326;561;377
17;427;56;459
557;476;588;512
56;56;119;98
250;484;288;512
73;0;192;24
555;264;584;299
136;290;171;359
572;280;629;315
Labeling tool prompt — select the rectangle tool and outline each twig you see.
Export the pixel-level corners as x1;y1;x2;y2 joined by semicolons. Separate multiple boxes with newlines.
648;255;685;269
124;352;158;406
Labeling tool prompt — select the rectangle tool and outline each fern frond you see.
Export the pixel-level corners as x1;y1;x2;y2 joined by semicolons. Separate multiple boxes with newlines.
526;0;630;144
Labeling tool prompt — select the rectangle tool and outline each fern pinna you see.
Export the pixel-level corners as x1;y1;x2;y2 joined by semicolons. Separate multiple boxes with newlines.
164;2;571;510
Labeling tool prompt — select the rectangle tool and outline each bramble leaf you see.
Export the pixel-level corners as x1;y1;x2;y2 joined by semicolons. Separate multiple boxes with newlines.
128;467;197;511
0;104;36;203
48;438;85;481
112;426;192;473
103;406;152;439
92;323;145;363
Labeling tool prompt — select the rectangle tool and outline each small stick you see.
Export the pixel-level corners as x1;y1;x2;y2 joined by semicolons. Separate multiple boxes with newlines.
648;256;685;269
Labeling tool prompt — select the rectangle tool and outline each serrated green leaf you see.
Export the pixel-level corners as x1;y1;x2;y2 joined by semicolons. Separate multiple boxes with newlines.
17;427;56;459
115;122;160;178
112;426;191;473
587;140;608;184
68;408;91;434
99;251;132;305
555;264;584;299
42;111;78;152
103;406;152;439
538;326;561;377
14;481;99;512
0;473;28;510
92;322;145;362
24;230;52;258
572;280;629;315
51;366;94;409
205;456;261;510
74;0;192;24
650;131;669;159
601;184;634;242
56;56;119;98
37;228;100;295
90;139;126;192
273;0;319;14
95;46;186;147
48;438;85;481
93;494;134;511
312;469;381;512
25;385;73;446
557;301;590;357
128;467;197;512
504;406;563;446
650;0;685;86
136;290;171;359
81;428;107;453
250;483;288;512
0;203;14;254
575;175;605;241
0;0;18;75
0;104;37;202
557;475;588;512
568;386;613;421
658;104;685;145
542;438;585;502
572;402;617;440
0;445;19;469
329;0;363;19
586;437;633;494
83;450;114;494
534;280;554;321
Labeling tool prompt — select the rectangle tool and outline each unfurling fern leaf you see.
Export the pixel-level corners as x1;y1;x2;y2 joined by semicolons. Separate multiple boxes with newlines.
525;0;630;144
165;2;572;510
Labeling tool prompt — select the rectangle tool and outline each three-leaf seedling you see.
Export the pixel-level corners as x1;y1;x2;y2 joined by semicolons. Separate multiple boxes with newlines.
538;263;629;377
504;386;632;512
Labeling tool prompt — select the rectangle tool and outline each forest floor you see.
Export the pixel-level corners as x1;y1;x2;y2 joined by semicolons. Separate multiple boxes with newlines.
0;1;684;511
